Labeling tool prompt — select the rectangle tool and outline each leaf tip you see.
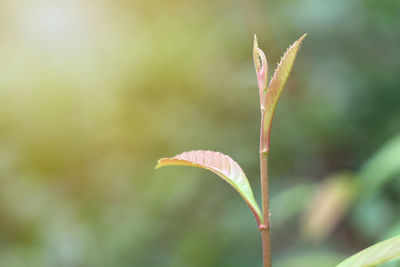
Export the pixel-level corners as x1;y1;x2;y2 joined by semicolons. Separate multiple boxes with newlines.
298;33;307;45
154;158;164;169
253;34;260;72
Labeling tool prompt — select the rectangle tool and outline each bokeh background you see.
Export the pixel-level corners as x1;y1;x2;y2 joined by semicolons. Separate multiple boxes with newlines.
1;0;400;266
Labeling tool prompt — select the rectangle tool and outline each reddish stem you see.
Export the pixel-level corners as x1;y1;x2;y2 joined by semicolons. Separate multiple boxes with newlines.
260;110;271;267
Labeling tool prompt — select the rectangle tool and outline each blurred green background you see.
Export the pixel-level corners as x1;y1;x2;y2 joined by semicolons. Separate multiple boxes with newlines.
0;0;400;266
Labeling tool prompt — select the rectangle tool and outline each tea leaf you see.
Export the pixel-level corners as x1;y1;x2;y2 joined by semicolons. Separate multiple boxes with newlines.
336;235;400;267
156;150;262;226
265;34;306;112
253;34;268;106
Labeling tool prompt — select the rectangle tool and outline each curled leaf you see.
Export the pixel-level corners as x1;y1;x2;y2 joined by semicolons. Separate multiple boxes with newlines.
156;150;262;227
253;34;268;107
336;235;400;267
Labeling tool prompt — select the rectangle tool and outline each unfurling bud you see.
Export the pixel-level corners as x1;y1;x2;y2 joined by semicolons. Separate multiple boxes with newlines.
253;34;268;109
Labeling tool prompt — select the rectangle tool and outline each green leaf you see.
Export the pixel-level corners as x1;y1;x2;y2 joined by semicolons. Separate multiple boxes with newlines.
265;34;307;113
358;133;400;196
336;235;400;267
156;150;262;227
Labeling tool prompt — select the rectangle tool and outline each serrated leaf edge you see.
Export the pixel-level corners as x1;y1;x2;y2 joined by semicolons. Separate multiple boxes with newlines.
268;33;307;92
156;150;263;227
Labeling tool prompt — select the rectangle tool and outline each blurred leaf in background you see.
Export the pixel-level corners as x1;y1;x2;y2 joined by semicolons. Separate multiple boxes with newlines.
301;173;356;243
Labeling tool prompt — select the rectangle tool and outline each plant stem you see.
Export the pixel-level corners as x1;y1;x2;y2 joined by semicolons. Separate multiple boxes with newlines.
260;110;271;267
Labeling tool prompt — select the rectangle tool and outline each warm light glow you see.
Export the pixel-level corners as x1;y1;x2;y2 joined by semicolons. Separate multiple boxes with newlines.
13;0;92;50
27;3;77;42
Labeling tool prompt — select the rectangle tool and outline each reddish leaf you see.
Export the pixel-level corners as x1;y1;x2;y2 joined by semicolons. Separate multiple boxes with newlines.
265;34;307;112
253;34;268;108
156;150;262;226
